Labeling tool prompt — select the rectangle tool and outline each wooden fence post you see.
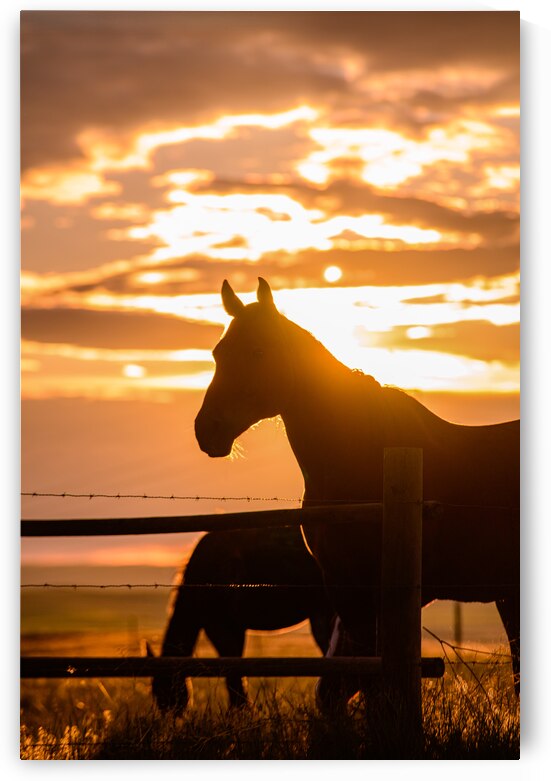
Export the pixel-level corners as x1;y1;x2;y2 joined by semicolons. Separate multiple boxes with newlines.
453;601;463;646
381;447;423;744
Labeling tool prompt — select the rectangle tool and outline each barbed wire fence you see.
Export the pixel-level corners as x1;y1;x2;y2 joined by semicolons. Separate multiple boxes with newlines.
21;489;517;661
20;478;519;758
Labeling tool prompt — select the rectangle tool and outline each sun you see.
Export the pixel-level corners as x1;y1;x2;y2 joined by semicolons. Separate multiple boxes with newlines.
122;364;147;379
406;326;432;340
323;265;343;283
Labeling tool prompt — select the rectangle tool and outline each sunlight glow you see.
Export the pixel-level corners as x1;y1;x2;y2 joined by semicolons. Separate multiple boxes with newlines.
22;106;320;205
218;105;319;130
139;371;215;391
134;271;165;285
21;166;120;205
91;203;150;222
86;545;187;567
21;275;519;399
495;105;520;118
484;165;520;191
297;120;500;190
323;266;343;283
21;341;214;366
53;278;519;333
79;106;319;174
122;364;147;379
121;191;445;265
406;326;432;340
152;169;214;189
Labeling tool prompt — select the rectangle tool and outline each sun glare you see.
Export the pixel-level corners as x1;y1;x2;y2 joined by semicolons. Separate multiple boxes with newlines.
122;364;147;379
323;265;343;283
406;326;432;340
25;279;516;396
135;271;165;285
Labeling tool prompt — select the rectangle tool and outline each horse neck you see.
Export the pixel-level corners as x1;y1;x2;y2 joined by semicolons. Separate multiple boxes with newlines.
278;323;370;457
280;320;350;407
277;322;448;491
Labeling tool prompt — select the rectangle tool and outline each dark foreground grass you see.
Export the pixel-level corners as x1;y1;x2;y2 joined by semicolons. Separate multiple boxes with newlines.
21;660;519;760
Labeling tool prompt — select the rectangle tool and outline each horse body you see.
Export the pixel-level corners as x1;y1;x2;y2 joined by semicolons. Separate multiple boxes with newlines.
151;526;333;711
195;279;520;698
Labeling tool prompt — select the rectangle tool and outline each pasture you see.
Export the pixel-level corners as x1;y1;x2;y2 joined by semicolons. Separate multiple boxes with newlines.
21;567;519;759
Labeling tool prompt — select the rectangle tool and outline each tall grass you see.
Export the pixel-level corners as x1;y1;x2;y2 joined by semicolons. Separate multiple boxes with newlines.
20;656;519;760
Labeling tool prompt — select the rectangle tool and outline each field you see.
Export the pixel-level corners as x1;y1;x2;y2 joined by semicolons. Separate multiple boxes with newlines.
20;566;520;759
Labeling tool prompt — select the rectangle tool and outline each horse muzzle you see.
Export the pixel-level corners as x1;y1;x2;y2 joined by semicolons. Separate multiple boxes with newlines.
194;413;235;458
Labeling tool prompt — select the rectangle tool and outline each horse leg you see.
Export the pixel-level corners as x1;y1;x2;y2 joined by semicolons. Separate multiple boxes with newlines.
315;616;364;717
308;606;334;656
496;595;520;696
204;624;248;708
157;586;204;711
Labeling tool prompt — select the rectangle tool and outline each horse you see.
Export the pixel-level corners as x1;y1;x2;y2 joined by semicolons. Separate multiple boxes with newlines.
147;526;333;712
194;278;520;707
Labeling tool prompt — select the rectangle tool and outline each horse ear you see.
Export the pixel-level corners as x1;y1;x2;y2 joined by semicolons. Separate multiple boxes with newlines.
142;639;156;658
221;280;245;318
257;277;276;311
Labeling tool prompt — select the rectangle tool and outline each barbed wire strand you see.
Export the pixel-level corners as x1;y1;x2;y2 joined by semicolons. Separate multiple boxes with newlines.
21;491;518;512
21;582;517;590
21;491;302;503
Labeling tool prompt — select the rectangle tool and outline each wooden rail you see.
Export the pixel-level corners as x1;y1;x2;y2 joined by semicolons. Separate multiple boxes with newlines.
21;655;445;679
21;502;380;537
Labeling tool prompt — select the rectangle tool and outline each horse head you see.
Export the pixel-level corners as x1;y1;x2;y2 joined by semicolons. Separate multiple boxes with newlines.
195;278;294;458
145;640;191;714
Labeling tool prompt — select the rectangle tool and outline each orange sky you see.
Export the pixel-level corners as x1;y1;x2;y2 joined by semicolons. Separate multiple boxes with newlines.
20;11;520;567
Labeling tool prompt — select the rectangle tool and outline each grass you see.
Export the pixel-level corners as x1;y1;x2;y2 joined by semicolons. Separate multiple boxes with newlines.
20;596;518;759
20;655;519;760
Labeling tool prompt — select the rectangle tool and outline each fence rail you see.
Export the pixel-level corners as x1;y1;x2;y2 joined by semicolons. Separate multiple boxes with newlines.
22;448;476;738
21;502;379;537
21;655;445;680
21;501;517;538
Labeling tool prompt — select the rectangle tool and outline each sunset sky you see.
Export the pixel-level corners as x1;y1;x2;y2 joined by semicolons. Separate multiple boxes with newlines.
20;10;520;568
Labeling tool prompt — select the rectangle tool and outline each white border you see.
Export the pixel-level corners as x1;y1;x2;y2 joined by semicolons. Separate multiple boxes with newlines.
4;1;550;776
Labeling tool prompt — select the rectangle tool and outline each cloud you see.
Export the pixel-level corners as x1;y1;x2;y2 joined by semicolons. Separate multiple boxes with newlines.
270;11;518;72
151;124;314;183
21;11;519;295
21;199;161;275
21;11;519;171
21;307;223;350
252;245;519;288
360;320;519;363
40;238;517;302
21;160;519;283
260;179;519;243
21;12;342;171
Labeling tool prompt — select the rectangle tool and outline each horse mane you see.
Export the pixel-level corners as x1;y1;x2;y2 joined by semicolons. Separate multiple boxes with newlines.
285;314;410;400
282;313;451;435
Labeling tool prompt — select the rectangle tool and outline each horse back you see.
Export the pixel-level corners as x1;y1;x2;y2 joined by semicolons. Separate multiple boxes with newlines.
431;417;519;507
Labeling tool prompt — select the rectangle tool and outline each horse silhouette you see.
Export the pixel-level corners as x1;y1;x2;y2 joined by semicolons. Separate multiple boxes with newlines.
195;278;520;706
148;526;333;712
